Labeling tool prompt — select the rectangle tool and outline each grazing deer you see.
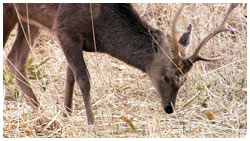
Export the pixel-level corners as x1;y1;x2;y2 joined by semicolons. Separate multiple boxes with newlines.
3;3;238;125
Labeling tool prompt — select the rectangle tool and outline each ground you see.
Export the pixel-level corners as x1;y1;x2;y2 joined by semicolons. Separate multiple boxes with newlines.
3;3;247;138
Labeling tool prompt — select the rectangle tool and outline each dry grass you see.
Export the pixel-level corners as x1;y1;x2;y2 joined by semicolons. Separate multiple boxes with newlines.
3;4;247;138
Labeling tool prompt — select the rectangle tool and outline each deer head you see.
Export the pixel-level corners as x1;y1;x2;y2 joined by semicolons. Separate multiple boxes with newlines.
146;4;238;114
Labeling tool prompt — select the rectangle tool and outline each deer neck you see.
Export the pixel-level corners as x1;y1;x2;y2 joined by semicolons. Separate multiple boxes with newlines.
93;4;155;72
101;35;155;73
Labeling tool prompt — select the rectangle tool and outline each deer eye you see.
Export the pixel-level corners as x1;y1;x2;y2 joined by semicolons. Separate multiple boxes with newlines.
164;76;170;83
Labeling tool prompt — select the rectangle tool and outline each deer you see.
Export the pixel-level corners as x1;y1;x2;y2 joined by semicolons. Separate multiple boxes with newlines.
3;3;238;125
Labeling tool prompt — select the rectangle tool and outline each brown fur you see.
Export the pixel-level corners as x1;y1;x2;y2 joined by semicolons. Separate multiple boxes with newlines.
4;3;206;125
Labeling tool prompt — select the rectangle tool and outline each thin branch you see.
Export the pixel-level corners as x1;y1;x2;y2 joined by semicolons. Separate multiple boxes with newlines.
90;3;97;52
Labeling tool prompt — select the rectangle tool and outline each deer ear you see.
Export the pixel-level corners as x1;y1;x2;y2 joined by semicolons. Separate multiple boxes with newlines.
179;24;192;49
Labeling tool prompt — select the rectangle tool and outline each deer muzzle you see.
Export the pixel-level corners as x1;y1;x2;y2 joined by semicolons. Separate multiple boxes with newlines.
163;101;175;114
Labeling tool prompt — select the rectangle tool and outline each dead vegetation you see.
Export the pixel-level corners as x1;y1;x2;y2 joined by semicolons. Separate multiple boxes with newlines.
3;3;247;138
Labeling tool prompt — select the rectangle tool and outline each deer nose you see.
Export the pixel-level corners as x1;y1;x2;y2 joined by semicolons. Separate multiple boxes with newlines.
164;105;174;114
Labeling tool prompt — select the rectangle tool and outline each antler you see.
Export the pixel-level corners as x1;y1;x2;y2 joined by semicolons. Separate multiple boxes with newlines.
172;4;186;60
172;4;238;64
188;4;238;63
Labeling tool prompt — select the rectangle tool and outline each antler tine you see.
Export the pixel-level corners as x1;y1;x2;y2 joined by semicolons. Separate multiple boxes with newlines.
172;4;186;59
193;55;226;62
189;4;238;63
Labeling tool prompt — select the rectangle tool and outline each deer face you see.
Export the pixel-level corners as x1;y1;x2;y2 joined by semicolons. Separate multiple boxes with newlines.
146;26;192;114
146;3;236;114
146;58;189;114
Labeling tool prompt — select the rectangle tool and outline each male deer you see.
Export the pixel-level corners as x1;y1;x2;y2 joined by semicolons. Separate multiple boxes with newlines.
3;4;238;125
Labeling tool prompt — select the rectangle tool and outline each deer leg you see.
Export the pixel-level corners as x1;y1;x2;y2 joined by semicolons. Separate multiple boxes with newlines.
57;34;94;125
7;23;40;107
3;3;17;46
63;65;75;116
